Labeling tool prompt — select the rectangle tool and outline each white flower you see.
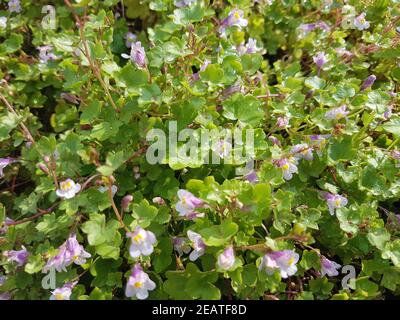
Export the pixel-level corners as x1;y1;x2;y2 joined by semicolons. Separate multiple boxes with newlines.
56;179;81;199
127;227;157;258
217;246;235;270
354;13;370;30
0;17;7;29
259;250;299;278
98;185;118;197
125;264;156;300
187;230;206;261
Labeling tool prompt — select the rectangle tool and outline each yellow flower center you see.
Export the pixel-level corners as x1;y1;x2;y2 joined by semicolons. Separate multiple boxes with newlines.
335;113;343;120
282;163;290;170
61;181;72;191
334;198;341;206
55;293;64;300
134;282;142;288
133;234;143;243
233;12;240;20
287;257;295;266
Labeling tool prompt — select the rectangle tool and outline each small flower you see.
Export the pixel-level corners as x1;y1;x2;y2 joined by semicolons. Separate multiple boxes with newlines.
37;45;58;63
220;9;248;33
152;196;165;205
121;41;147;69
268;136;281;146
325;193;348;215
354;13;370;30
124;32;137;48
174;0;196;7
187;230;206;261
50;282;77;300
244;171;259;184
0;292;11;300
3;246;29;267
172;237;191;256
43;235;91;273
277;116;289;128
384;105;393;120
176;189;204;217
320;256;341;277
125;264;156;300
0;158;15;178
236;38;262;55
259;250;299;278
56;179;81;199
121;195;133;212
360;75;376;91
391;150;400;168
217;246;235;270
213;139;232;159
8;0;21;13
192;59;210;82
274;158;298;181
313;52;328;74
65;235;91;266
291;143;313;161
0;17;7;29
127;227;157;258
325;105;349;121
0;217;14;235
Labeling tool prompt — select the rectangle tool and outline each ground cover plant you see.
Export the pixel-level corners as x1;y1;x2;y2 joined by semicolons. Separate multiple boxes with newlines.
1;0;400;300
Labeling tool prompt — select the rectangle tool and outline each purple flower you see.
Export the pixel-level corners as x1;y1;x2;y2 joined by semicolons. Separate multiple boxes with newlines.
384;105;393;120
0;217;14;235
192;59;211;82
274;158;298;181
391;150;400;168
259;250;299;278
276;116;289;128
8;0;21;13
121;195;133;212
236;38;261;55
297;21;330;37
172;237;191;256
37;45;58;63
320;256;341;277
325;105;349;120
360;75;376;91
0;158;15;178
0;292;11;300
268;136;281;146
98;185;118;196
176;189;204;217
217;246;235;270
125;264;156;300
291;143;313;161
152;196;165;205
187;230;206;261
313;52;328;74
127;226;157;258
50;282;77;300
121;41;147;69
325;193;348;215
124;32;137;48
220;9;248;34
354;13;370;30
245;171;259;184
213;140;232;159
3;246;29;267
56;179;81;199
43;235;91;273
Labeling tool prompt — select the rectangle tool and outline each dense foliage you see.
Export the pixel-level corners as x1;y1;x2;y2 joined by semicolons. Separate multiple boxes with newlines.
1;0;400;300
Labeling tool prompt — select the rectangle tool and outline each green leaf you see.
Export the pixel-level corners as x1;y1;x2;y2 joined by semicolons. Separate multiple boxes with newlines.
199;219;239;246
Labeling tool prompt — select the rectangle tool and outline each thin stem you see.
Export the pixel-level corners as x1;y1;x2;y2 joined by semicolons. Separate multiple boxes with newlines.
0;92;36;144
107;183;129;233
